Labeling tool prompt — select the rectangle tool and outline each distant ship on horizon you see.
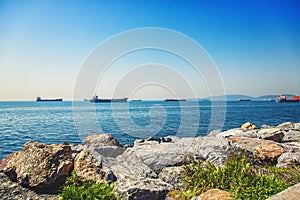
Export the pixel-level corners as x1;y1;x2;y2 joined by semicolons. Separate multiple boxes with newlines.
36;97;63;102
90;95;128;103
164;98;186;102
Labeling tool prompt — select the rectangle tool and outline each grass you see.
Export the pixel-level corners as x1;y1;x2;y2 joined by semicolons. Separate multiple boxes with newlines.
59;172;120;200
168;153;300;200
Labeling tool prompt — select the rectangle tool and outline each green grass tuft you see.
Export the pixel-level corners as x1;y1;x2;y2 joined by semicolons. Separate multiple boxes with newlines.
59;172;120;200
171;153;299;200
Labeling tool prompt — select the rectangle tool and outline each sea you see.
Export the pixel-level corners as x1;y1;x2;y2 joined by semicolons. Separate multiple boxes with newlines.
0;100;300;159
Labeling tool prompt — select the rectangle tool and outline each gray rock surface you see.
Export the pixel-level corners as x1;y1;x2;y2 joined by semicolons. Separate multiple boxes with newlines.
257;128;284;142
276;151;300;168
210;128;258;138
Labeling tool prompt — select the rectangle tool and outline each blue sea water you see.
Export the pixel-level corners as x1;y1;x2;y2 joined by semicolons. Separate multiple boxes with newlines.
0;101;299;159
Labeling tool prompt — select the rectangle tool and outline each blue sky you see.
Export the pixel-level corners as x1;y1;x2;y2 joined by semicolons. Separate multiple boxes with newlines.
0;0;299;100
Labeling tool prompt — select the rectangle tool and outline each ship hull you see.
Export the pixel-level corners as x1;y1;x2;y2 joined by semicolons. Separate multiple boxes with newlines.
37;99;62;102
90;98;128;103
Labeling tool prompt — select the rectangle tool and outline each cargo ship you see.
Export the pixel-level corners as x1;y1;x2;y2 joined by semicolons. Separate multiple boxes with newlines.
36;97;63;102
90;95;128;103
164;99;186;102
238;99;251;102
275;95;299;103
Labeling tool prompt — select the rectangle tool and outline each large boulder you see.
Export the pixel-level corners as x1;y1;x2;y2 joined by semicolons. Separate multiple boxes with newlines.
2;142;73;194
83;134;125;157
73;149;108;182
123;136;232;174
211;128;258;138
257;128;284;142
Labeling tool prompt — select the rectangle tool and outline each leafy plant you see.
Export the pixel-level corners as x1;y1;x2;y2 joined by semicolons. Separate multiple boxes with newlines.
60;172;120;200
172;153;296;200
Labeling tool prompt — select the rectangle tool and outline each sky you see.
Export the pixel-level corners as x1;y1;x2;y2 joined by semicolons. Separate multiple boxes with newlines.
0;0;300;100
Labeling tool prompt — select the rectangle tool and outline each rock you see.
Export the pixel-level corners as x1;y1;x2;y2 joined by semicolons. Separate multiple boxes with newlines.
192;189;231;200
241;122;257;130
254;143;286;165
228;136;268;153
214;128;258;138
0;172;59;200
83;133;123;147
294;123;300;130
115;178;171;200
0;152;16;171
277;122;294;130
123;136;232;174
282;130;300;143
70;144;85;159
257;128;284;142
267;183;300;200
83;134;125;158
73;149;107;182
3;142;73;194
276;151;300;168
158;166;183;190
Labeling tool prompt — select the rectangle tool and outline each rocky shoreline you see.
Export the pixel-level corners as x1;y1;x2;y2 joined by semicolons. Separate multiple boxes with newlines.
0;122;300;200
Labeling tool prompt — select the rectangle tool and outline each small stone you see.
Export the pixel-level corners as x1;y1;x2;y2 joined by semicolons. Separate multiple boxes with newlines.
241;122;257;130
193;189;231;200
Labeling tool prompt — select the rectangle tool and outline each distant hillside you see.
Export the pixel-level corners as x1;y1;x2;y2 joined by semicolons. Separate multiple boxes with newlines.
199;94;254;101
194;94;298;101
255;94;296;100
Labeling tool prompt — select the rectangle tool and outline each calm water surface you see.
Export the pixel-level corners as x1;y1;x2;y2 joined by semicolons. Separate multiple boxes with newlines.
0;101;299;159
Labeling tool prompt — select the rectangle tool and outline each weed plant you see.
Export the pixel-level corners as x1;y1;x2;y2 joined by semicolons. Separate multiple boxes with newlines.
59;172;120;200
172;153;298;200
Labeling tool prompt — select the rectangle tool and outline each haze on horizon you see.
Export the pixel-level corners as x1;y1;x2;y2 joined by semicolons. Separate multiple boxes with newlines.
1;0;300;101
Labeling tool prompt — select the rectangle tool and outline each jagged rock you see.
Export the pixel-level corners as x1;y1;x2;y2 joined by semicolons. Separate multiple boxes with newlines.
158;166;183;190
73;149;107;182
115;178;172;200
277;122;294;130
212;128;258;138
276;151;300;168
83;134;125;157
267;183;300;200
83;133;123;147
254;143;286;165
123;136;232;174
191;189;231;200
257;128;284;142
3;142;73;194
